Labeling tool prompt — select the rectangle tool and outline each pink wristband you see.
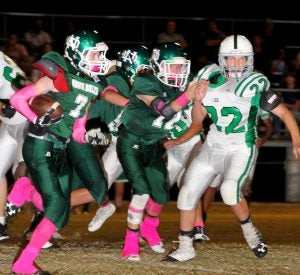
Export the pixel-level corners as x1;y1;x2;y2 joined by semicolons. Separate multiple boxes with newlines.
175;92;190;107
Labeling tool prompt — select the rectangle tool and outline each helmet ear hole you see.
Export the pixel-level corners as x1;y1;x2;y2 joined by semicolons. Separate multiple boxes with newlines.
64;29;110;77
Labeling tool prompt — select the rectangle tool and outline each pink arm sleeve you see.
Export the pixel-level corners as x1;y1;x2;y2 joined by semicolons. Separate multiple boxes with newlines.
72;112;88;144
9;84;39;123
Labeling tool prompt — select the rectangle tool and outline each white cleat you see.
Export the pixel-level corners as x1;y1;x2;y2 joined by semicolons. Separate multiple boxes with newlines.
123;255;141;261
149;241;166;253
88;203;116;232
164;235;195;262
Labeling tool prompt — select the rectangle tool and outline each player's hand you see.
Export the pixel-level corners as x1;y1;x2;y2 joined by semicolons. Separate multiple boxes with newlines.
194;79;209;102
163;138;184;149
1;103;16;118
85;128;111;146
31;109;54;136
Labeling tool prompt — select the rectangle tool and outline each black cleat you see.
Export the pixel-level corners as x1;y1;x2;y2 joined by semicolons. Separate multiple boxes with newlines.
0;223;9;241
12;270;51;275
24;210;44;241
5;202;20;217
253;241;268;258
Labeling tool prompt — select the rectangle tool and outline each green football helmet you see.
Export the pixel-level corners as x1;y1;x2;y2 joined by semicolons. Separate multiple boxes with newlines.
64;29;110;77
151;42;190;88
116;45;151;81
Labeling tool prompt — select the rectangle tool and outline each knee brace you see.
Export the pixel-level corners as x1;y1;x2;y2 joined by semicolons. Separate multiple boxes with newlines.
127;194;150;225
220;180;241;205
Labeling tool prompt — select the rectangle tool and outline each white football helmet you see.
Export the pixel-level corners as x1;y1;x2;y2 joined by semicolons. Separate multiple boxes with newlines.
218;35;253;80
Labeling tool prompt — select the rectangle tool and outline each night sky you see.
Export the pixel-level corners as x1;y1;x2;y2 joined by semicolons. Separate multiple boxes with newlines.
1;1;295;20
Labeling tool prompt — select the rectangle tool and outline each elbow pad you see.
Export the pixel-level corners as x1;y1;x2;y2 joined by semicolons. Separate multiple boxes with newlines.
260;89;281;112
150;97;177;120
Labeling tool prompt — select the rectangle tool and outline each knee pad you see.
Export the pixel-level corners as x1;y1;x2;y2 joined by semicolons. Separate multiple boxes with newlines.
220;180;241;205
127;194;150;225
177;185;199;210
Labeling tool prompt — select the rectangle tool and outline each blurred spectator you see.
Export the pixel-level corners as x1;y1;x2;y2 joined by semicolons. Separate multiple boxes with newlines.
1;34;32;75
251;33;271;75
198;19;226;64
289;51;300;84
270;47;288;87
262;18;282;60
56;21;76;53
272;72;299;138
282;72;300;125
157;19;188;49
24;18;52;59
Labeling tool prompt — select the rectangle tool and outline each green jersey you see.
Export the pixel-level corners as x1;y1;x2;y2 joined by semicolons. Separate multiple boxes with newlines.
88;71;130;136
41;52;107;139
122;73;181;144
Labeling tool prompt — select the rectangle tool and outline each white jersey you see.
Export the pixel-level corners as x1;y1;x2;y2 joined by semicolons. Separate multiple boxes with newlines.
0;52;27;125
178;67;270;210
0;51;28;178
203;70;270;149
166;102;202;187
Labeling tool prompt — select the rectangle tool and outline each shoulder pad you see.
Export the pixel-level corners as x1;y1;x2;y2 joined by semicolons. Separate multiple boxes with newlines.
33;59;58;79
132;74;160;96
42;51;69;72
195;64;220;81
235;73;270;97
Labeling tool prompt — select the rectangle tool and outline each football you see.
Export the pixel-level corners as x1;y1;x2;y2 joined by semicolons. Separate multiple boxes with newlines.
29;94;64;123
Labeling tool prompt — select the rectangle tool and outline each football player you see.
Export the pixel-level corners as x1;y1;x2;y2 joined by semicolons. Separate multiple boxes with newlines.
0;52;29;241
6;29;128;275
166;35;300;262
117;42;203;261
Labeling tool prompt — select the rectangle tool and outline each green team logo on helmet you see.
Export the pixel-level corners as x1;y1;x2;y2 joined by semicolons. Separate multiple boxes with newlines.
64;29;110;77
151;42;191;88
116;45;151;81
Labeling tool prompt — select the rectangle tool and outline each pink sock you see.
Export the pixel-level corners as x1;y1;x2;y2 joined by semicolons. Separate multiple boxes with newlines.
122;229;139;258
12;217;57;274
194;221;204;227
140;215;161;246
8;177;43;210
146;198;163;216
29;188;43;210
